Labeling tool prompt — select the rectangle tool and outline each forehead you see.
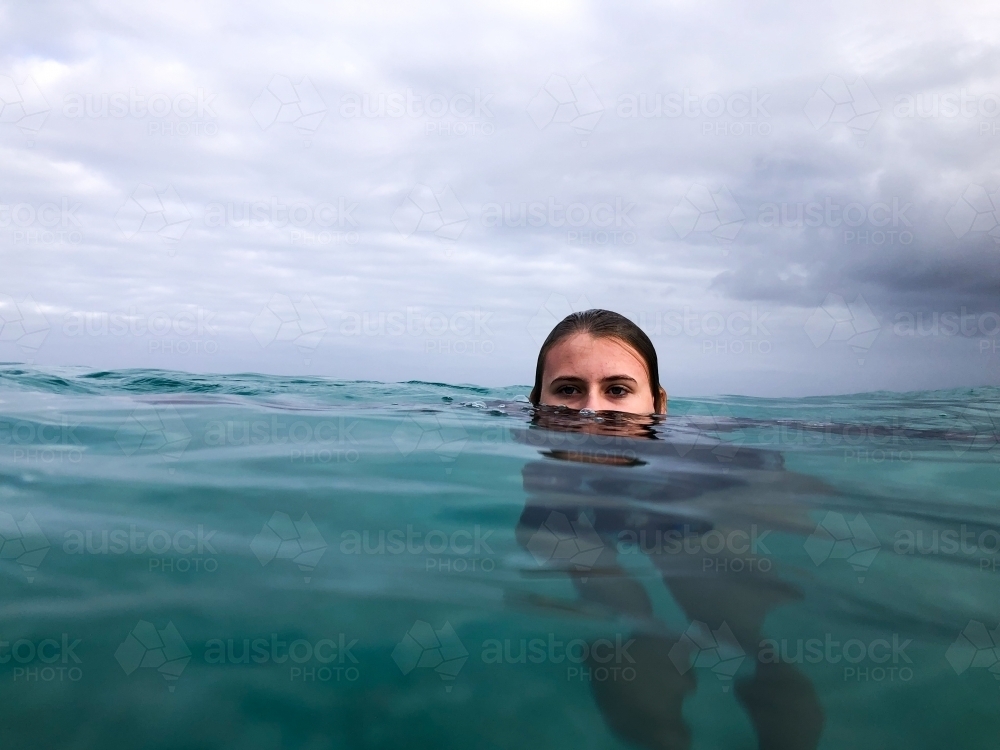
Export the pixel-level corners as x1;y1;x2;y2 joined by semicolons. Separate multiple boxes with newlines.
543;333;649;379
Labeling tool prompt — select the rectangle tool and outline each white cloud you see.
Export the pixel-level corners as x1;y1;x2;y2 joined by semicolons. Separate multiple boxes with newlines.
1;0;999;395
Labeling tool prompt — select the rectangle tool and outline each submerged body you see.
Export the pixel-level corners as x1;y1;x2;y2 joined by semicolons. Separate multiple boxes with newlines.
517;412;827;748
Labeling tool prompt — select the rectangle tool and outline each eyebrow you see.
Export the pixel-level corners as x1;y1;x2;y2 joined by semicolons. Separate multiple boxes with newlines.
549;375;639;384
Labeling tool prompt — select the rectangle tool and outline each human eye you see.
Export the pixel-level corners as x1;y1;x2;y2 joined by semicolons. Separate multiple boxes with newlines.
606;384;631;398
557;384;581;396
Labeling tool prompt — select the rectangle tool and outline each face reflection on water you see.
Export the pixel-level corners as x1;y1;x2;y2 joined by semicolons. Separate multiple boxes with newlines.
515;408;825;750
531;403;661;444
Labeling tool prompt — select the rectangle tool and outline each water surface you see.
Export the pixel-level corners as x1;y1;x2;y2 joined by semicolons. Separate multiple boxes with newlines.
0;366;997;749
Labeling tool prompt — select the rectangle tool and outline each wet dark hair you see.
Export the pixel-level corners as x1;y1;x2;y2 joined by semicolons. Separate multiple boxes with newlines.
529;309;665;413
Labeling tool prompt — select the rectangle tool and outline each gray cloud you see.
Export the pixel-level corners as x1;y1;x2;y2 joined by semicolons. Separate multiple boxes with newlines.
1;0;999;396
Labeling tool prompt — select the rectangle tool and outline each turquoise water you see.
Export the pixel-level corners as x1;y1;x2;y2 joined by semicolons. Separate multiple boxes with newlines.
0;365;998;749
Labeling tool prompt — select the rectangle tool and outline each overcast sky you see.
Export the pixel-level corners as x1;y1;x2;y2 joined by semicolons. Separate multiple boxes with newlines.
1;0;998;396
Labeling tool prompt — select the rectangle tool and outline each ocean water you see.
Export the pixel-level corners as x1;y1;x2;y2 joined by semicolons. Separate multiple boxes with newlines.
0;365;998;749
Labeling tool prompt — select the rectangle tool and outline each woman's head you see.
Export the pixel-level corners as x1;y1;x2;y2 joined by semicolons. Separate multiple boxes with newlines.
529;309;666;415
